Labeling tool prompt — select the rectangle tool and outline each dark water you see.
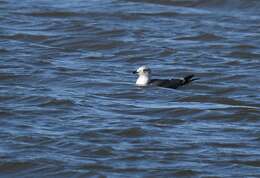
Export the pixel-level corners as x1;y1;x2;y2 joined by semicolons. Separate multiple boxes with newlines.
1;0;260;177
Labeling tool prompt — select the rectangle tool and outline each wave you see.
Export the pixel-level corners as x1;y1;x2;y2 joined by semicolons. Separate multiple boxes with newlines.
128;0;260;11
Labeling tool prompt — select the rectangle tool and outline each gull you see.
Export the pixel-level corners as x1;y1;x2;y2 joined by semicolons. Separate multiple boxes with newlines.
133;65;197;89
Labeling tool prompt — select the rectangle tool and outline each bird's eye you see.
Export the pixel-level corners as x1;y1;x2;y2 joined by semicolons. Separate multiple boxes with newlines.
143;69;149;72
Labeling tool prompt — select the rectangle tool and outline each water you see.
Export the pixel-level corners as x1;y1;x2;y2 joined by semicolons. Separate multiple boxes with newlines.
1;0;260;177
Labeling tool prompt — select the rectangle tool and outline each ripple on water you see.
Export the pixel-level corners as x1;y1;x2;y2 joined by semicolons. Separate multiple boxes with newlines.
1;33;49;42
0;161;36;174
115;127;146;138
176;33;225;41
0;48;9;53
25;11;81;18
227;51;260;59
39;98;75;107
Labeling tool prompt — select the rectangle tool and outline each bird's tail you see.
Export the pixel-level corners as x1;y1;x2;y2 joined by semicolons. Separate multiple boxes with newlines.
183;74;199;85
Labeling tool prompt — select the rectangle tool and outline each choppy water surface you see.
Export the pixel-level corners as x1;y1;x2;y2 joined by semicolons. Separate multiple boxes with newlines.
1;0;260;177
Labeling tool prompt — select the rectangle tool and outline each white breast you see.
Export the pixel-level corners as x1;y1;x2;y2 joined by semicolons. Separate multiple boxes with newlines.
136;75;149;86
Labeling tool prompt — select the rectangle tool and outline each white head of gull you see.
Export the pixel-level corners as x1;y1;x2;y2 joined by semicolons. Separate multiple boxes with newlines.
133;65;151;86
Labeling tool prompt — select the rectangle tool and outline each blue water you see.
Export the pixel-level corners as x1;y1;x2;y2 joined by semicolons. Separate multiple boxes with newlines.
0;0;260;177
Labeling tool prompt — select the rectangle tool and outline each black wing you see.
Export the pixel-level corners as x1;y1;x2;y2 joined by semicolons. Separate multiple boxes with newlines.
150;75;196;89
150;79;183;89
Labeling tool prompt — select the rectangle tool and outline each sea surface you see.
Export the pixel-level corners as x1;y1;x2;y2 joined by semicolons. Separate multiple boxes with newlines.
0;0;260;177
